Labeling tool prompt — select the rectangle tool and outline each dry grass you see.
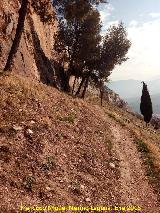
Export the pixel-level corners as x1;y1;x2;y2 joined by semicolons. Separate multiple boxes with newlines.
87;97;160;201
1;73;160;212
0;74;120;212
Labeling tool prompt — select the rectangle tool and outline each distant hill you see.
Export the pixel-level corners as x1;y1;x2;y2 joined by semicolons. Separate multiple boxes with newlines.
108;79;160;98
125;94;160;114
108;79;142;99
108;79;160;114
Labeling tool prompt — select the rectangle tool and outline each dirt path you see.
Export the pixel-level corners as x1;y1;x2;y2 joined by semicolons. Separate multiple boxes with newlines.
110;123;159;213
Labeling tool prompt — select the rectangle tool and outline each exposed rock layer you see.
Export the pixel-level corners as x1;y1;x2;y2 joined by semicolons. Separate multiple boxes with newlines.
0;0;57;84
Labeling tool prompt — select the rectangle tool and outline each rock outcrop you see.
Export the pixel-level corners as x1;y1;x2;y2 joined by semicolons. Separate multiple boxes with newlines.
0;0;133;112
86;83;131;111
0;0;57;85
103;86;131;111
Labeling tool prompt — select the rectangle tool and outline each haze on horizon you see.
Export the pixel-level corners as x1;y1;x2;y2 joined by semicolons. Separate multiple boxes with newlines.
98;0;160;82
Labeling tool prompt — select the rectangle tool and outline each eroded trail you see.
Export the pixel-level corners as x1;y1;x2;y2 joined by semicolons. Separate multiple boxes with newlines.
111;124;159;213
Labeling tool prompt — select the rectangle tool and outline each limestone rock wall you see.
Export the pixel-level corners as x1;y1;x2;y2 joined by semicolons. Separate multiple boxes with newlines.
0;0;57;84
103;86;131;110
86;82;131;110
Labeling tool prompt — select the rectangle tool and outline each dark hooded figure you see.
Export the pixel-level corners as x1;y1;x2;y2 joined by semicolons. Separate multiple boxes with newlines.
140;81;153;125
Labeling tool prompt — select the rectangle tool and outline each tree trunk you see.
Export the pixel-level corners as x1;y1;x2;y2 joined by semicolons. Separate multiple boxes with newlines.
75;76;85;96
81;76;89;99
100;89;104;106
99;80;104;106
59;66;70;92
4;0;29;72
72;76;77;94
64;74;70;92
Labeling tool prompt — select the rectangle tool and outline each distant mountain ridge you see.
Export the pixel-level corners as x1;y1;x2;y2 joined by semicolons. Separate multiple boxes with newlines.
125;93;160;114
108;79;160;114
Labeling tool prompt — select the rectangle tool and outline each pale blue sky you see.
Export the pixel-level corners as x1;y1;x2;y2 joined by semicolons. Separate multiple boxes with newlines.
98;0;160;81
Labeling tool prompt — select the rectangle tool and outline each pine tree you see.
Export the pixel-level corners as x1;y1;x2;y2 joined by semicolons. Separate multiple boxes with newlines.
54;1;131;99
140;82;153;125
93;22;131;104
54;0;102;92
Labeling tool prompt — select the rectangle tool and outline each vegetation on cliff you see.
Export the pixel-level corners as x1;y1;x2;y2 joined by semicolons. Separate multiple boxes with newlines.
2;0;131;105
53;0;131;100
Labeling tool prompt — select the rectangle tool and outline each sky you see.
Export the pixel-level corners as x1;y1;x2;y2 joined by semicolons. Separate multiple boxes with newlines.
98;0;160;81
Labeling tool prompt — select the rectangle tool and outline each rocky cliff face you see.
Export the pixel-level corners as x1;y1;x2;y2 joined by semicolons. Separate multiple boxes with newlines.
0;0;57;84
0;1;132;112
103;86;131;111
86;83;131;111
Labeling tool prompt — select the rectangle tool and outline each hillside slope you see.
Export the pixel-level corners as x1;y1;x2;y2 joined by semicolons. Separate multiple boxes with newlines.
0;74;160;213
